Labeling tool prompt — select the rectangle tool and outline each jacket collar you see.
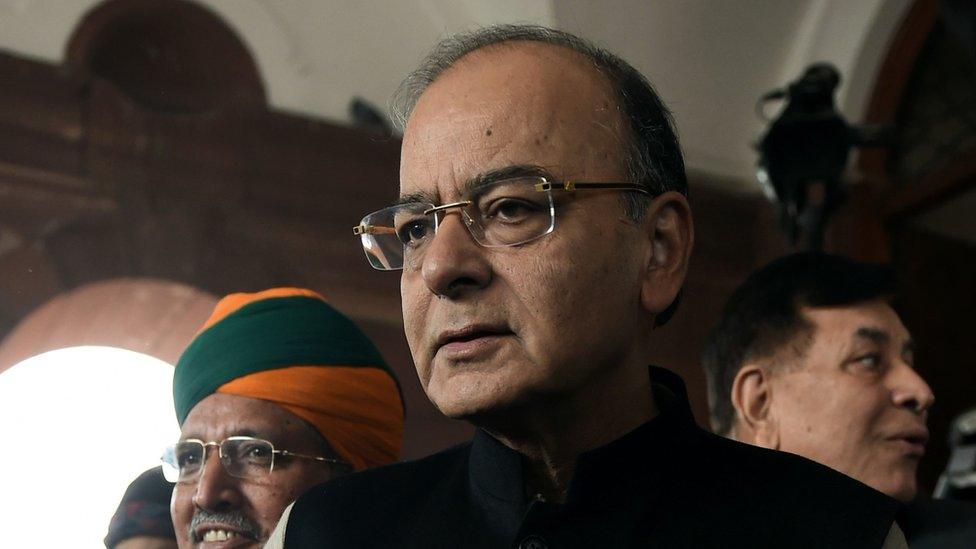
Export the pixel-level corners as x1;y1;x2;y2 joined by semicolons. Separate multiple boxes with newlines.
467;366;700;505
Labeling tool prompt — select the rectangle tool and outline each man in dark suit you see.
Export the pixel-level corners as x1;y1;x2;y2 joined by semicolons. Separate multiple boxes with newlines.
702;251;976;547
271;25;906;548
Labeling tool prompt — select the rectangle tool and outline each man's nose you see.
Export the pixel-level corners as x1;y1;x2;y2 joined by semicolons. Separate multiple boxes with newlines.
192;452;242;512
891;363;935;414
420;212;491;299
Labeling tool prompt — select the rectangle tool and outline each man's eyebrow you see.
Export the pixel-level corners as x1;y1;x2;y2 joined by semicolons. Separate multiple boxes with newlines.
462;164;557;193
854;327;889;345
393;164;557;207
392;191;437;208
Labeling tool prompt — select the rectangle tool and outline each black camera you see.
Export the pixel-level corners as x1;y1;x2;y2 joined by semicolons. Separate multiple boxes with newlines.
755;64;888;250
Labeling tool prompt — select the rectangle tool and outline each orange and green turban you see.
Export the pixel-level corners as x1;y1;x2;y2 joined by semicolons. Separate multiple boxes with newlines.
173;288;403;471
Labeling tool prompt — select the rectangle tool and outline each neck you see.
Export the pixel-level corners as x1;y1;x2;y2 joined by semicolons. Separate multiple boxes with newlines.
482;362;656;503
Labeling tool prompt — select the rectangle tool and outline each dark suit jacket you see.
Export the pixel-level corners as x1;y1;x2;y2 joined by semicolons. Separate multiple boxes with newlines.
282;367;900;548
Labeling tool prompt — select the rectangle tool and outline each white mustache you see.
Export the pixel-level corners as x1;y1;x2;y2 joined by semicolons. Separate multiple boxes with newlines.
188;508;259;542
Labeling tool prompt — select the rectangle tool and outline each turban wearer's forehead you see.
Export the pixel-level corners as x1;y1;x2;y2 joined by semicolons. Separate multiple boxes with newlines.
172;287;403;470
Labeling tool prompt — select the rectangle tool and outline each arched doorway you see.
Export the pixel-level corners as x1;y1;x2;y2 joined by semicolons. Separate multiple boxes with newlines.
835;0;976;493
0;278;217;371
0;0;469;465
0;278;216;547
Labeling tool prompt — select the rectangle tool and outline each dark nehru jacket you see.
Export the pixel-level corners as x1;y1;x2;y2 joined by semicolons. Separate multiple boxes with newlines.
283;367;900;548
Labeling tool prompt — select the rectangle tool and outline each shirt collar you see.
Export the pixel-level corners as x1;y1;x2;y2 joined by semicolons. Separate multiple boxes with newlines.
468;366;699;505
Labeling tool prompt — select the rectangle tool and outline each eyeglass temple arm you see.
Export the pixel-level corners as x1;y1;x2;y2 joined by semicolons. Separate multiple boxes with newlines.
535;181;651;195
353;224;397;235
275;449;349;466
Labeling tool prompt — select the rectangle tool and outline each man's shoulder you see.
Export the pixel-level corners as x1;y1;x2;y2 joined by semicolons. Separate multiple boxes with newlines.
689;430;900;545
282;441;472;546
700;430;894;502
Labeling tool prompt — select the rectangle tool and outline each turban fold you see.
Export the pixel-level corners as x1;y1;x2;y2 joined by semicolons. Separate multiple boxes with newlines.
173;288;403;470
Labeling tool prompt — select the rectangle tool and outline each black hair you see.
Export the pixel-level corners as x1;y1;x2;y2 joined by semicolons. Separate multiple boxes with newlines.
702;252;897;436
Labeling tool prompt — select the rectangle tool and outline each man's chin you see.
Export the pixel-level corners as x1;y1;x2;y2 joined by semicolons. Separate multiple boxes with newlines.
432;394;507;421
867;469;917;502
430;382;535;425
425;359;549;422
887;479;918;503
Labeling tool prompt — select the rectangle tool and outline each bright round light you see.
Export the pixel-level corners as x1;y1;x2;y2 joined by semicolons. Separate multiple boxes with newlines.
0;346;179;548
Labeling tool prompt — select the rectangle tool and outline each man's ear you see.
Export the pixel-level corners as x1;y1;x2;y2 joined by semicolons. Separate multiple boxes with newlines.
731;364;780;450
639;191;694;316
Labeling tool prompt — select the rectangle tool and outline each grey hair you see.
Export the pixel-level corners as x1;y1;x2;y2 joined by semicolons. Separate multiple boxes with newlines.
390;24;689;224
392;24;687;325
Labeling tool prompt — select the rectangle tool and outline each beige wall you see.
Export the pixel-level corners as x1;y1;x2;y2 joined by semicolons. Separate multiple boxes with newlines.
0;0;911;190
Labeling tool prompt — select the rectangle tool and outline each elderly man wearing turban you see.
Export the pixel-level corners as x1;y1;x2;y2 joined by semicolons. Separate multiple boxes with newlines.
165;288;403;549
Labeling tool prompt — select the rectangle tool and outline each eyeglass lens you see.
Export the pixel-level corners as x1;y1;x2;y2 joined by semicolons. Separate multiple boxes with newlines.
162;437;276;482
358;177;555;270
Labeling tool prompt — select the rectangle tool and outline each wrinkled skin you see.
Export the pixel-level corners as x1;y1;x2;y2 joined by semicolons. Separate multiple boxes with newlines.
763;301;935;501
171;394;336;549
397;40;691;454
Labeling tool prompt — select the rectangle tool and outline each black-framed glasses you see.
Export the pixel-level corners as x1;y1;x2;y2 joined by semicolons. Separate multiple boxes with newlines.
160;436;347;483
352;176;650;270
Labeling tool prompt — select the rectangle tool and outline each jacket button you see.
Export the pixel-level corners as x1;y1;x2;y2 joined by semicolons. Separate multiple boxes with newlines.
519;535;548;549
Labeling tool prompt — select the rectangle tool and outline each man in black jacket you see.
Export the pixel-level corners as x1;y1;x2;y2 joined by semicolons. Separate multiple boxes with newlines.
272;25;905;548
